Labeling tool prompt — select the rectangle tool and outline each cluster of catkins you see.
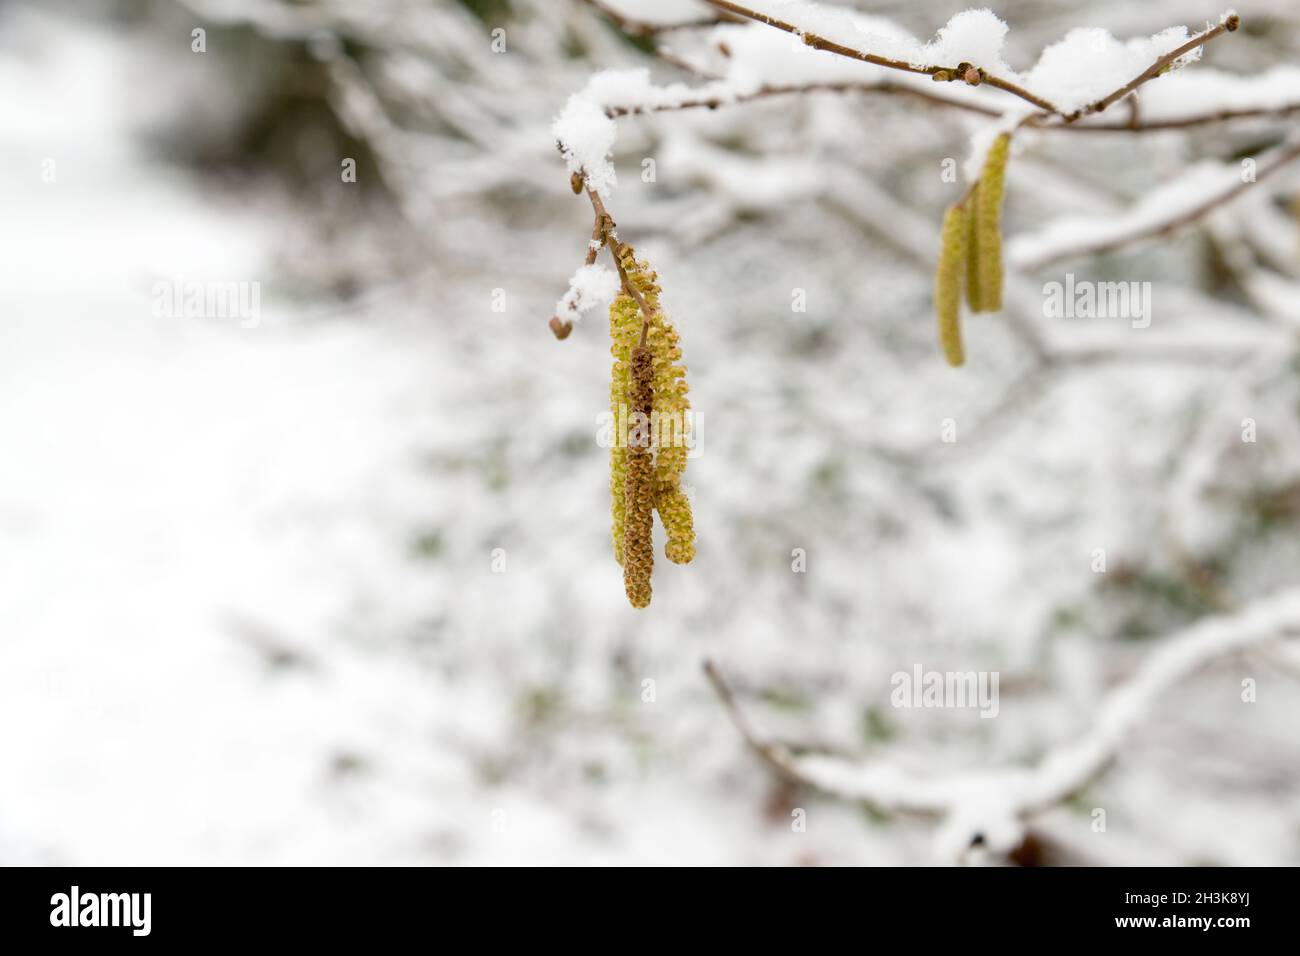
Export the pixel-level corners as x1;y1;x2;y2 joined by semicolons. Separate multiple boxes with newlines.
934;132;1011;366
608;243;694;608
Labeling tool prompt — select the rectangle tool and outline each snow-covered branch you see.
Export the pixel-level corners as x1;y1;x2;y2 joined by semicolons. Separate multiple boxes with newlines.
705;588;1300;861
700;1;1241;120
1009;136;1300;270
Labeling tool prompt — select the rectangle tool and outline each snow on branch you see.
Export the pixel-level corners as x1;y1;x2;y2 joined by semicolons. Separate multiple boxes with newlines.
700;1;1240;117
555;3;1285;202
705;587;1300;860
1008;136;1300;271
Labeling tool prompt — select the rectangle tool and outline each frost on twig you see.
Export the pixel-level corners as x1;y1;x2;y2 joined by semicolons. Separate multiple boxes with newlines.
705;588;1300;862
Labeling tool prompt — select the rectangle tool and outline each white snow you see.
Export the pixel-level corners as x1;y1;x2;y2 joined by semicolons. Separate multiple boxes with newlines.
554;263;621;323
922;8;1014;76
553;68;735;196
7;0;1300;868
1023;26;1196;114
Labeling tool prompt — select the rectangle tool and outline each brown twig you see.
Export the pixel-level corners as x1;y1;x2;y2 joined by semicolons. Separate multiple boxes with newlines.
606;79;1003;120
1063;13;1240;122
700;1;1242;126
700;0;1060;113
605;77;1300;133
583;184;655;344
551;186;620;340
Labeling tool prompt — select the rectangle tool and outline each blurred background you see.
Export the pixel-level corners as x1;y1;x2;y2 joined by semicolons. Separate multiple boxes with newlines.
1;0;1299;865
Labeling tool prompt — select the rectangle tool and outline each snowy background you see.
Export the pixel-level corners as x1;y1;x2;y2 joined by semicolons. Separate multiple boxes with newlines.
2;0;1299;865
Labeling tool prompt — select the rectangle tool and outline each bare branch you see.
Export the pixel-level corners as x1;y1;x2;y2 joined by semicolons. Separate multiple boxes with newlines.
605;79;1002;120
607;78;1300;133
1060;12;1241;122
699;1;1244;126
700;0;1060;112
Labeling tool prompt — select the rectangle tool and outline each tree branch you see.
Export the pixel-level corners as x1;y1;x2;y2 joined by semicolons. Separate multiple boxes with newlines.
700;0;1060;112
605;78;1300;132
1060;12;1240;122
704;589;1300;852
700;1;1243;125
1011;136;1300;270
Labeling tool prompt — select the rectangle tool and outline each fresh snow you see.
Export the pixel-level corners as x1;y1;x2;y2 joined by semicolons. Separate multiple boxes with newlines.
555;264;621;323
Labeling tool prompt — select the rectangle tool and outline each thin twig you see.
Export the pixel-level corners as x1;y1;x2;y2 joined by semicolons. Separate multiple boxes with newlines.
606;78;1300;133
1063;13;1241;122
701;1;1241;124
701;0;1060;113
606;79;1002;120
584;184;655;343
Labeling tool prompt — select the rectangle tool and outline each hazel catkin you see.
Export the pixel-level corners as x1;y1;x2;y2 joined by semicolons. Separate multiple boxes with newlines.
965;181;984;313
607;243;696;602
613;244;696;566
935;202;968;367
975;133;1010;312
623;345;655;608
608;250;660;564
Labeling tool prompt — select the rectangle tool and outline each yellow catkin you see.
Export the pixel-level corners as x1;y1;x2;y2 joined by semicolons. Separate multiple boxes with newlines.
657;487;695;564
623;346;655;608
935;203;968;367
965;181;984;312
614;244;696;565
608;253;659;564
975;132;1010;312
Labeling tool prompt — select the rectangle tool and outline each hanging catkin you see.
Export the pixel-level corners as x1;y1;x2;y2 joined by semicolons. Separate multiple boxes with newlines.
644;297;694;564
623;345;655;608
607;243;696;604
975;133;1010;312
608;250;660;564
613;244;695;566
935;203;968;367
965;181;984;312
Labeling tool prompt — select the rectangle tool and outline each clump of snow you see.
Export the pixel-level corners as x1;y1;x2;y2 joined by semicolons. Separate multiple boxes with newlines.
706;15;914;90
710;3;1013;74
921;8;1013;76
553;69;734;197
1025;26;1196;114
554;263;620;323
553;74;622;197
737;1;925;65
